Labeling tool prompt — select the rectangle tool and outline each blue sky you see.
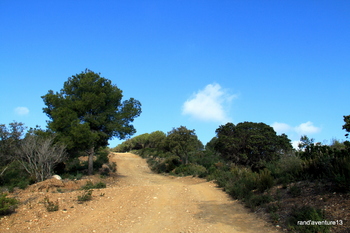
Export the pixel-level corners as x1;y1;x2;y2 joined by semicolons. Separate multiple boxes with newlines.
1;1;349;148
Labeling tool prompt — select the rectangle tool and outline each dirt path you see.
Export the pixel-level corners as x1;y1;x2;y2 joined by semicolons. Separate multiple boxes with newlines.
0;153;281;233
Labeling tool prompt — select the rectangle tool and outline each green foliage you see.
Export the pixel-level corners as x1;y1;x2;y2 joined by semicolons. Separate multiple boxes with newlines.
329;156;350;192
42;69;142;174
132;133;150;149
0;193;18;216
289;184;302;197
0;160;33;190
265;154;303;184
245;194;274;211
0;121;26;166
61;172;84;180
43;196;59;212
148;131;166;149
343;115;350;138
165;126;203;165
94;147;110;170
172;164;207;177
209;165;257;200
148;155;181;173
288;206;331;233
81;181;106;190
330;138;346;150
298;135;315;151
214;122;292;170
256;169;274;192
296;142;350;192
77;189;93;202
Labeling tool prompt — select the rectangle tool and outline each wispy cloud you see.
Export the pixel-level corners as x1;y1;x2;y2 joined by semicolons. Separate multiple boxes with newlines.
294;121;321;135
272;121;321;135
14;107;29;115
272;121;321;149
182;83;236;123
271;122;292;135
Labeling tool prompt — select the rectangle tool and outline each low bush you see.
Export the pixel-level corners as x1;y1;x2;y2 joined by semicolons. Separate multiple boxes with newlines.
172;164;207;177
265;154;303;184
61;172;84;180
81;181;106;190
287;205;331;233
245;194;274;211
329;156;350;192
148;155;181;173
0;193;18;216
256;169;274;192
64;157;88;174
99;162;117;176
94;147;110;170
0;161;34;190
77;189;93;203
289;184;302;197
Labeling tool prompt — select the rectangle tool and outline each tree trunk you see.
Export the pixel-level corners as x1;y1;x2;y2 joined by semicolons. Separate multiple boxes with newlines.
88;147;95;175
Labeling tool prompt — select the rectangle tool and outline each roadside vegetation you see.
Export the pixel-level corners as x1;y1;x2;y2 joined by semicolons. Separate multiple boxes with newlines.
0;69;141;216
1;69;349;232
114;116;350;233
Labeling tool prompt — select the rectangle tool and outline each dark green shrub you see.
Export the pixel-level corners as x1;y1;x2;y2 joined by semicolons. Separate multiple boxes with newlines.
256;169;274;192
77;189;93;202
267;203;280;213
81;181;106;190
65;158;88;174
265;154;303;184
329;156;350;192
0;161;33;190
173;164;207;177
149;155;181;173
215;165;257;200
288;206;331;233
0;193;18;216
289;184;302;197
245;194;274;210
61;172;83;180
94;147;109;170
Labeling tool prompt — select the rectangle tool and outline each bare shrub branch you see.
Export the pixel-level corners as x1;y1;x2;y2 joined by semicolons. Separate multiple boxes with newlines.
18;136;67;182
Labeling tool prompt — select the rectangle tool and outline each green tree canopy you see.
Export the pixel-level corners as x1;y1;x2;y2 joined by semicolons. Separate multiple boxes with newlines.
342;115;350;148
42;69;141;174
343;115;350;137
165;126;203;164
214;122;292;170
148;131;166;149
0;122;26;166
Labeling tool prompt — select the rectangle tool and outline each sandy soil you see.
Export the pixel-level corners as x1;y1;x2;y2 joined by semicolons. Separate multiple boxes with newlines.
0;153;282;233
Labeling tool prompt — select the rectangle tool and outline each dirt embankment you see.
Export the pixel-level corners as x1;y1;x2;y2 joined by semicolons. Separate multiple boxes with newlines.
0;153;281;233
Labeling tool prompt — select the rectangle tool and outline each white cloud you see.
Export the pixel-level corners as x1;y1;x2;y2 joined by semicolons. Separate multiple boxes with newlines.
271;122;292;134
182;83;236;123
294;121;321;135
271;121;321;136
14;107;29;115
292;140;301;149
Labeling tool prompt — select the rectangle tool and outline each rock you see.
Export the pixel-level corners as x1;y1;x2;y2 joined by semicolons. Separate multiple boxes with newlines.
52;175;62;180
